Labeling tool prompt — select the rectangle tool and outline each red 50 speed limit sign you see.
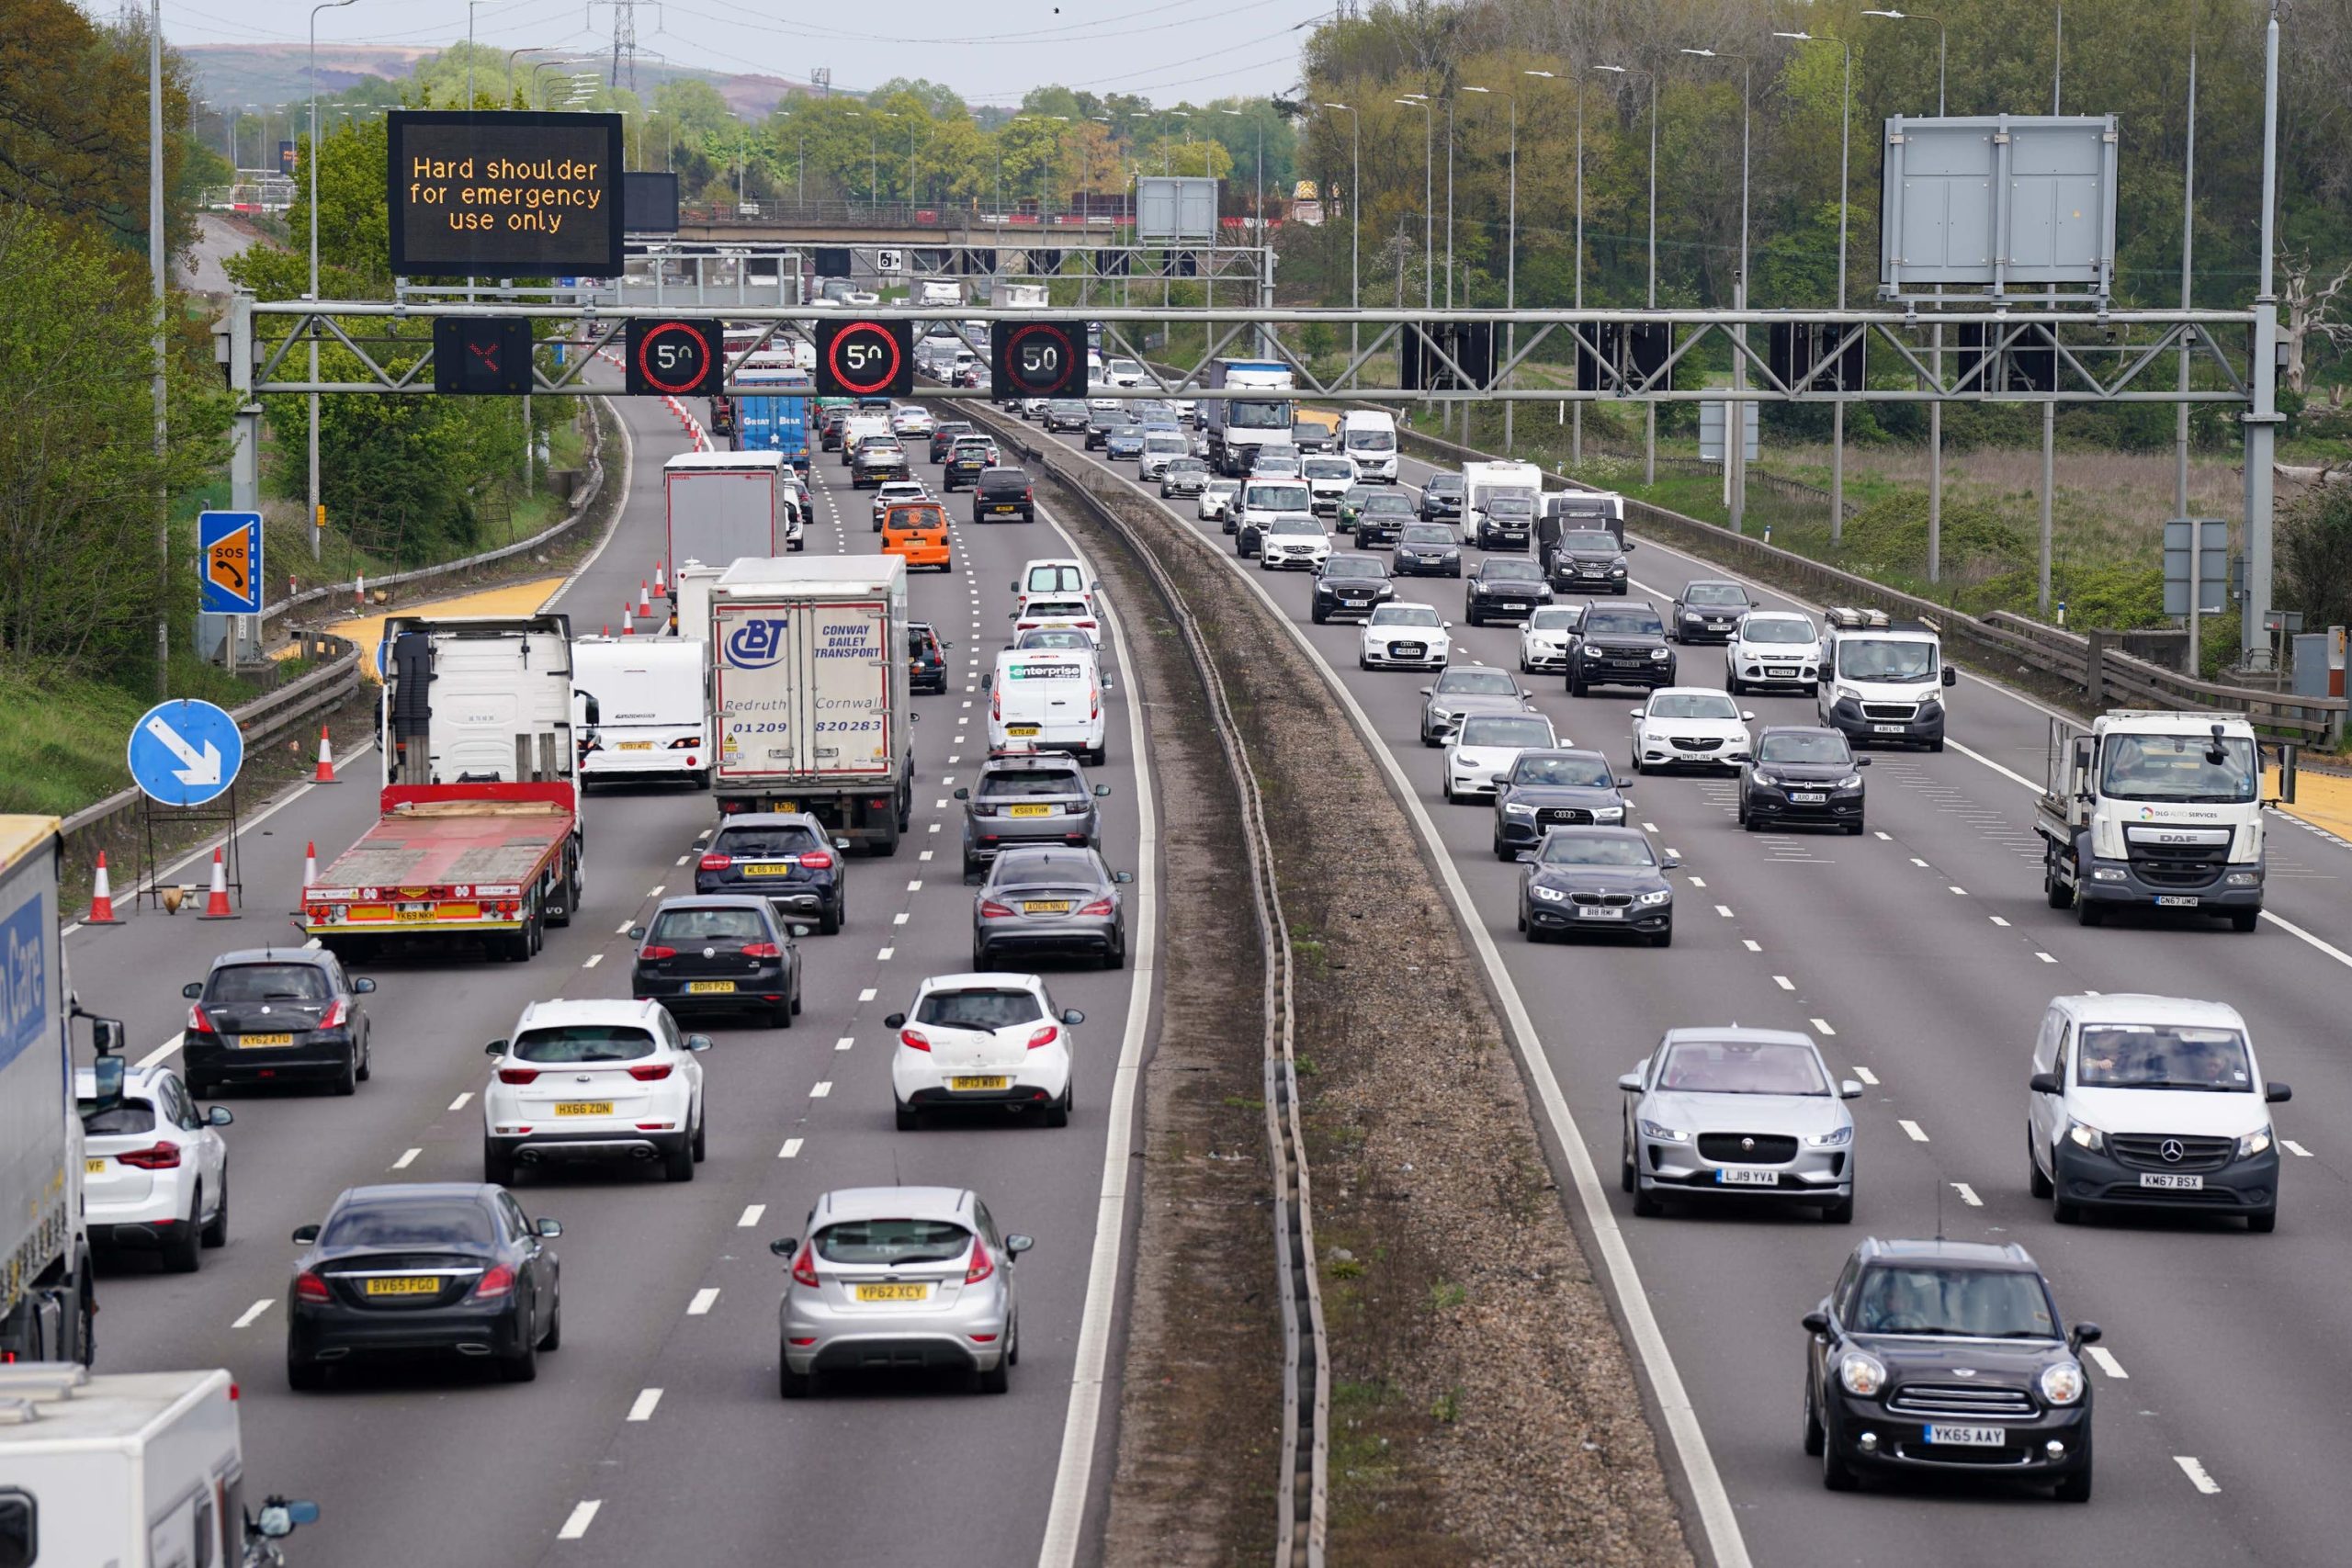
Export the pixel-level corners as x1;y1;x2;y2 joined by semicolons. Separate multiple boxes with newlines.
625;317;721;397
817;319;913;399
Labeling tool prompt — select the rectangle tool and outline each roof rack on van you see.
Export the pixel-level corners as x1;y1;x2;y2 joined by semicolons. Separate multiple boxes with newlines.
1824;606;1889;629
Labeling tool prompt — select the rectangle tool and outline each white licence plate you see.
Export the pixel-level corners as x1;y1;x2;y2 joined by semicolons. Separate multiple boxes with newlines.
1871;723;1907;734
2154;895;2201;908
1790;791;1826;804
1766;667;1796;677
1575;906;1624;920
1716;1167;1780;1187
1926;1425;2006;1447
2139;1172;2205;1190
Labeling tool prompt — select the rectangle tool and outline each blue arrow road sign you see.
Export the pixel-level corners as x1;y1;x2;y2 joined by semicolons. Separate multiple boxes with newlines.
128;700;244;808
198;510;264;615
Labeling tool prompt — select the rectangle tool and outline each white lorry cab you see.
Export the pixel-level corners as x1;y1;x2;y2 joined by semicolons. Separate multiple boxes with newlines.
1340;410;1400;481
1815;607;1955;750
573;636;712;787
988;647;1109;765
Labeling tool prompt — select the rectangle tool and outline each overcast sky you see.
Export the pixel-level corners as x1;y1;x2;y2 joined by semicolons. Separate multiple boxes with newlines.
160;0;1327;107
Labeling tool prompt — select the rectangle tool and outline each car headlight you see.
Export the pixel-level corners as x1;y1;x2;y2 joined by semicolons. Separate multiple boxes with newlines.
1503;801;1537;816
1838;1351;1888;1397
1650;649;1670;660
2224;870;2262;886
1637;1118;1688;1144
1918;688;1943;706
1611;565;1627;575
2066;1119;2106;1153
1680;611;1702;623
1749;770;1780;787
1837;773;1863;790
1806;1125;1854;1148
1834;685;1863;705
1593;806;1625;823
2040;1361;2086;1406
2237;1124;2273;1157
1636;887;1671;907
1531;885;1568;903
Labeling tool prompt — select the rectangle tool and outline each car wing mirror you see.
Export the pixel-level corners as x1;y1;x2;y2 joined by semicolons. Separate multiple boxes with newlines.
1854;756;1871;767
1062;1009;1085;1025
1616;777;1637;790
182;981;206;999
484;1039;509;1057
257;1501;321;1538
1839;1079;1864;1100
1113;871;1134;885
1093;784;1112;796
789;923;813;939
88;1016;127;1059
883;1011;908;1029
685;1033;713;1053
1623;539;1637;550
1616;1071;1644;1092
2069;1322;2102;1350
1659;856;1681;872
353;976;377;994
1005;1234;1035;1256
982;673;994;689
835;839;853;852
628;925;646;941
1515;850;1537;863
1801;1310;1830;1336
769;1237;797;1258
1741;711;1757;722
2029;1071;2062;1095
291;1224;321;1245
208;1105;233;1126
953;787;970;800
2266;1082;2293;1104
1419;686;1434;695
1941;666;1959;687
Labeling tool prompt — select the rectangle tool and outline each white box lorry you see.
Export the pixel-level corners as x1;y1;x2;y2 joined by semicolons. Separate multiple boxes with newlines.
573;636;711;787
663;452;788;580
668;558;729;638
709;557;914;853
0;1362;322;1566
1201;358;1297;476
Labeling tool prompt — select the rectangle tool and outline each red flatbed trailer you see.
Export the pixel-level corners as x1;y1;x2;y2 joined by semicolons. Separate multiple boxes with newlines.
303;781;579;961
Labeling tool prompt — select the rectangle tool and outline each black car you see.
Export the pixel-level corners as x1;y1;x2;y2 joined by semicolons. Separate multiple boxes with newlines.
694;813;848;934
180;948;377;1097
956;748;1112;875
1671;580;1757;643
1104;425;1148;462
1803;1238;2097;1500
1492;749;1634;860
943;438;995;491
1741;727;1869;834
1464;558;1555;625
973;468;1035;524
927;422;975;464
1290;420;1333;454
1393;523;1464;578
1475;493;1539;551
1547;527;1634;594
286;1183;561;1389
818;409;848;451
1351;492;1417;547
1310;552;1396;624
1419;473;1466;521
1515;825;1678;945
1042;400;1091;433
910;622;951;694
1566;603;1678;696
1419;665;1533;747
1083;409;1135;450
628;896;805;1028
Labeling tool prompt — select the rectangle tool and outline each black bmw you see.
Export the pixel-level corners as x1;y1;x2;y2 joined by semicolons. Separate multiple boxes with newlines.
1515;825;1677;946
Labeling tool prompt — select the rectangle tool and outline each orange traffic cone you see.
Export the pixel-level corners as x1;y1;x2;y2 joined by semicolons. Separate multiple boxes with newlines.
639;580;652;616
355;571;366;607
622;596;635;633
85;852;123;925
312;725;337;784
654;561;666;595
197;848;238;919
292;840;318;915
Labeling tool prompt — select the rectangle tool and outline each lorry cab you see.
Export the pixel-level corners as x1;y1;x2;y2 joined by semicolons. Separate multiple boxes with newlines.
988;647;1108;765
1815;607;1953;750
572;636;711;787
882;502;953;572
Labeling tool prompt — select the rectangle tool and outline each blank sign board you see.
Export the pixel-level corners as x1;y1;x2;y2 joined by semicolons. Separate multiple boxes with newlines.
1879;115;2118;298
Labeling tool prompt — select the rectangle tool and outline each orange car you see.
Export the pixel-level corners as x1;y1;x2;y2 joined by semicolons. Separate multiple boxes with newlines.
882;502;953;571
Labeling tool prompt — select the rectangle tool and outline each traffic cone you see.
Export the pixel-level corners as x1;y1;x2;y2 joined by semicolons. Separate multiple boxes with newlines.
312;725;337;784
292;840;318;915
654;561;666;595
84;852;123;925
197;848;238;919
355;572;366;607
621;595;635;634
639;580;652;616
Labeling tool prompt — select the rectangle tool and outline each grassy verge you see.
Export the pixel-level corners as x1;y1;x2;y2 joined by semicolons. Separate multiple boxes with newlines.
0;659;267;818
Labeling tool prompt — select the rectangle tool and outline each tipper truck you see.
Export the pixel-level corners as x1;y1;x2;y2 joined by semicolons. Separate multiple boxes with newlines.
1201;358;1297;475
2037;709;2290;931
1;816;123;1367
305;615;582;961
710;557;912;853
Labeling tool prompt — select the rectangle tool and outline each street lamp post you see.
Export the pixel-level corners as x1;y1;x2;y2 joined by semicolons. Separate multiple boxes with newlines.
1865;9;1947;576
1464;85;1517;451
1323;103;1360;367
308;0;358;565
1860;10;1945;113
1523;69;1582;462
1680;47;1751;531
1394;96;1432;308
1774;29;1853;542
1595;63;1657;483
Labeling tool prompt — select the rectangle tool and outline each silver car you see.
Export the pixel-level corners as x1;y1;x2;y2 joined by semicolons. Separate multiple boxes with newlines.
973;844;1132;970
1618;1028;1863;1222
770;1186;1033;1395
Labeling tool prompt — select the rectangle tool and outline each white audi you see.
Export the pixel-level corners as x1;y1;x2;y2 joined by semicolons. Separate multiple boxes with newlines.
1630;687;1756;774
887;973;1083;1129
482;998;710;1185
1442;711;1560;804
1518;604;1581;673
1359;603;1453;671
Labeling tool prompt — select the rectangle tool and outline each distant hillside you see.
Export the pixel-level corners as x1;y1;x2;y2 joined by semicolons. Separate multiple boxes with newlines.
178;43;815;118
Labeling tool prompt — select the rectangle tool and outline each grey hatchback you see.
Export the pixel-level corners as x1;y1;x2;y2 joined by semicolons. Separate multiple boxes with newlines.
972;844;1133;970
956;750;1114;876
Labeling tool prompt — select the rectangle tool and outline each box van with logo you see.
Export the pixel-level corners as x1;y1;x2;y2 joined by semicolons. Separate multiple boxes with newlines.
987;647;1108;765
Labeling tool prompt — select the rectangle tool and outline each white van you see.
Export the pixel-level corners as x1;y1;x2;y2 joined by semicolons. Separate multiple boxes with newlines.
1018;558;1100;613
573;637;712;786
1340;410;1400;481
988;647;1108;765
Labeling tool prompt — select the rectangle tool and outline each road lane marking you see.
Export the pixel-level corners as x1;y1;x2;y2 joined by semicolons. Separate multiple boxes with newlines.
921;850;934;861
2282;1139;2312;1156
137;1033;184;1070
2035;952;2057;964
1687;875;1705;888
737;1204;765;1228
1642;820;1658;832
877;946;894;961
2087;1347;2129;1380
1909;857;1929;867
930;822;942;832
859;987;877;1002
893;912;910;926
1990;916;2011;927
1873;830;1892;840
1899;1119;1929;1141
1852;1066;1879;1085
1948;886;1968;896
1715;904;1735;918
1811;1019;1836;1035
391;1148;421;1170
647;885;665;897
582;953;602;968
233;1299;273;1329
1742;939;1762;953
1951;1182;1982;1206
2174;1456;2221;1495
686;1288;720;1315
674;854;688;865
627;1389;662;1422
616;921;633;934
557;1500;602;1540
810;1081;831;1098
779;1138;803;1158
1772;975;1794;990
907;880;923;891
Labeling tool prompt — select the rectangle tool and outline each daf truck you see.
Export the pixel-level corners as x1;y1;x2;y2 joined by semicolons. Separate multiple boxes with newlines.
1201;358;1297;476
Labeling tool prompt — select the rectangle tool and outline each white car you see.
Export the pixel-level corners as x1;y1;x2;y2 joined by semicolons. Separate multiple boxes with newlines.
1017;558;1101;617
1724;609;1825;695
870;479;929;529
1442;711;1560;804
482;998;710;1184
1257;513;1332;571
1199;479;1241;525
890;407;934;438
1360;603;1453;671
1301;455;1359;515
843;289;880;307
1102;356;1147;388
1519;604;1580;673
1020;395;1051;419
77;1064;232;1272
885;973;1084;1129
1012;594;1102;644
1630;687;1756;774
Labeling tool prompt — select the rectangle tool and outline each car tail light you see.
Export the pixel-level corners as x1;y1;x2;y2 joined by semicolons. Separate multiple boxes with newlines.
472;1264;516;1302
799;851;833;871
964;1241;996;1286
1079;897;1114;917
741;942;782;959
1026;1025;1059;1050
496;1067;540;1085
1089;687;1101;720
116;1142;182;1170
318;998;347;1030
899;1027;932;1051
990;687;1002;720
294;1271;331;1303
187;1002;215;1035
639;945;677;960
628;1063;674;1082
698;853;731;872
668;737;699;750
791;1246;820;1289
978;899;1017;919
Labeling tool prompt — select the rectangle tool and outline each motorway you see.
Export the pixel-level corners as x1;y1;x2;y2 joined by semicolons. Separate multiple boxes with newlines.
1005;410;2352;1567
74;385;1156;1566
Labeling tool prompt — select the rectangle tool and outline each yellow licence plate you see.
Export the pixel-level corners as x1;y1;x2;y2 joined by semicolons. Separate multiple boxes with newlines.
394;906;435;922
1005;725;1040;738
85;1157;107;1174
554;1100;615;1116
854;1282;933;1303
1021;900;1073;915
236;1032;296;1048
363;1276;439;1296
771;800;797;814
741;863;793;876
1005;804;1054;818
686;980;737;994
617;740;656;750
950;1075;1011;1090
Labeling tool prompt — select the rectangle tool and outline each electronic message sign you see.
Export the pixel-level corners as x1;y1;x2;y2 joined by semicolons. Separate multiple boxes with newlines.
387;110;626;278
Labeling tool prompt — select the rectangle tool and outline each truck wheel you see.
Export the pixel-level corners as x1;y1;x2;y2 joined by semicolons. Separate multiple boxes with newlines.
2230;909;2260;932
2075;896;2105;928
546;853;577;928
2044;865;2071;908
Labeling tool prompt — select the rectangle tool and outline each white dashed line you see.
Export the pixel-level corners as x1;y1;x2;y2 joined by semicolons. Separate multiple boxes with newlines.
1898;1119;1929;1142
921;850;935;862
929;822;943;832
627;1389;662;1422
1641;821;1658;833
2174;1456;2221;1495
390;1147;421;1170
1742;939;1762;953
558;1500;602;1540
2034;952;2057;964
1852;1066;1879;1086
1909;857;1929;868
616;920;634;934
1771;975;1794;990
859;988;876;1001
1951;1182;1982;1206
674;854;689;866
2282;1139;2312;1156
876;946;894;961
582;953;602;968
1948;886;1968;897
1873;830;1892;840
232;1299;274;1329
1990;915;2011;927
137;1033;184;1070
1811;1018;1836;1035
737;1204;765;1228
1714;904;1735;918
906;880;922;892
448;1091;472;1111
2087;1347;2129;1380
779;1137;803;1158
1687;876;1705;888
810;1080;832;1098
647;885;665;898
686;1288;720;1316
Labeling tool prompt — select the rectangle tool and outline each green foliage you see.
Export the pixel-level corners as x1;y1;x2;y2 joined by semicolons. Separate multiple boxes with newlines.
2278;483;2352;634
1838;491;2031;583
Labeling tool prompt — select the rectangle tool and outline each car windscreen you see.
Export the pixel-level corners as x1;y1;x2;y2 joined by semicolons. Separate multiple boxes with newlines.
1481;560;1545;581
1851;1266;2058;1339
1487;496;1537;518
1458;716;1555;748
1346;426;1396;451
1304;459;1353;479
1742;616;1816;645
1025;565;1086;593
322;1199;495;1250
992;853;1102;888
1648;693;1741;720
1684;583;1747;606
1247;484;1312;513
2075;1025;2255;1091
1426;475;1464;493
1363;495;1415;513
1019;600;1090;619
980;767;1083;798
1539;835;1656;868
1526;607;1579;630
1582;610;1666;637
80;1098;158;1134
1561;530;1619;551
512;1025;657;1064
1371;605;1442;627
713;824;820;858
1436;669;1517;695
886;508;947;532
917;988;1046;1030
1324;556;1387;578
207;964;330;1003
2097;735;2257;805
1399;526;1454;546
1657;1040;1828;1095
1266;515;1323;536
979;470;1029;492
1016;630;1092;648
1837;637;1938;682
1513;754;1613;787
1757;732;1852;765
814;1218;974;1266
649;908;768;945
